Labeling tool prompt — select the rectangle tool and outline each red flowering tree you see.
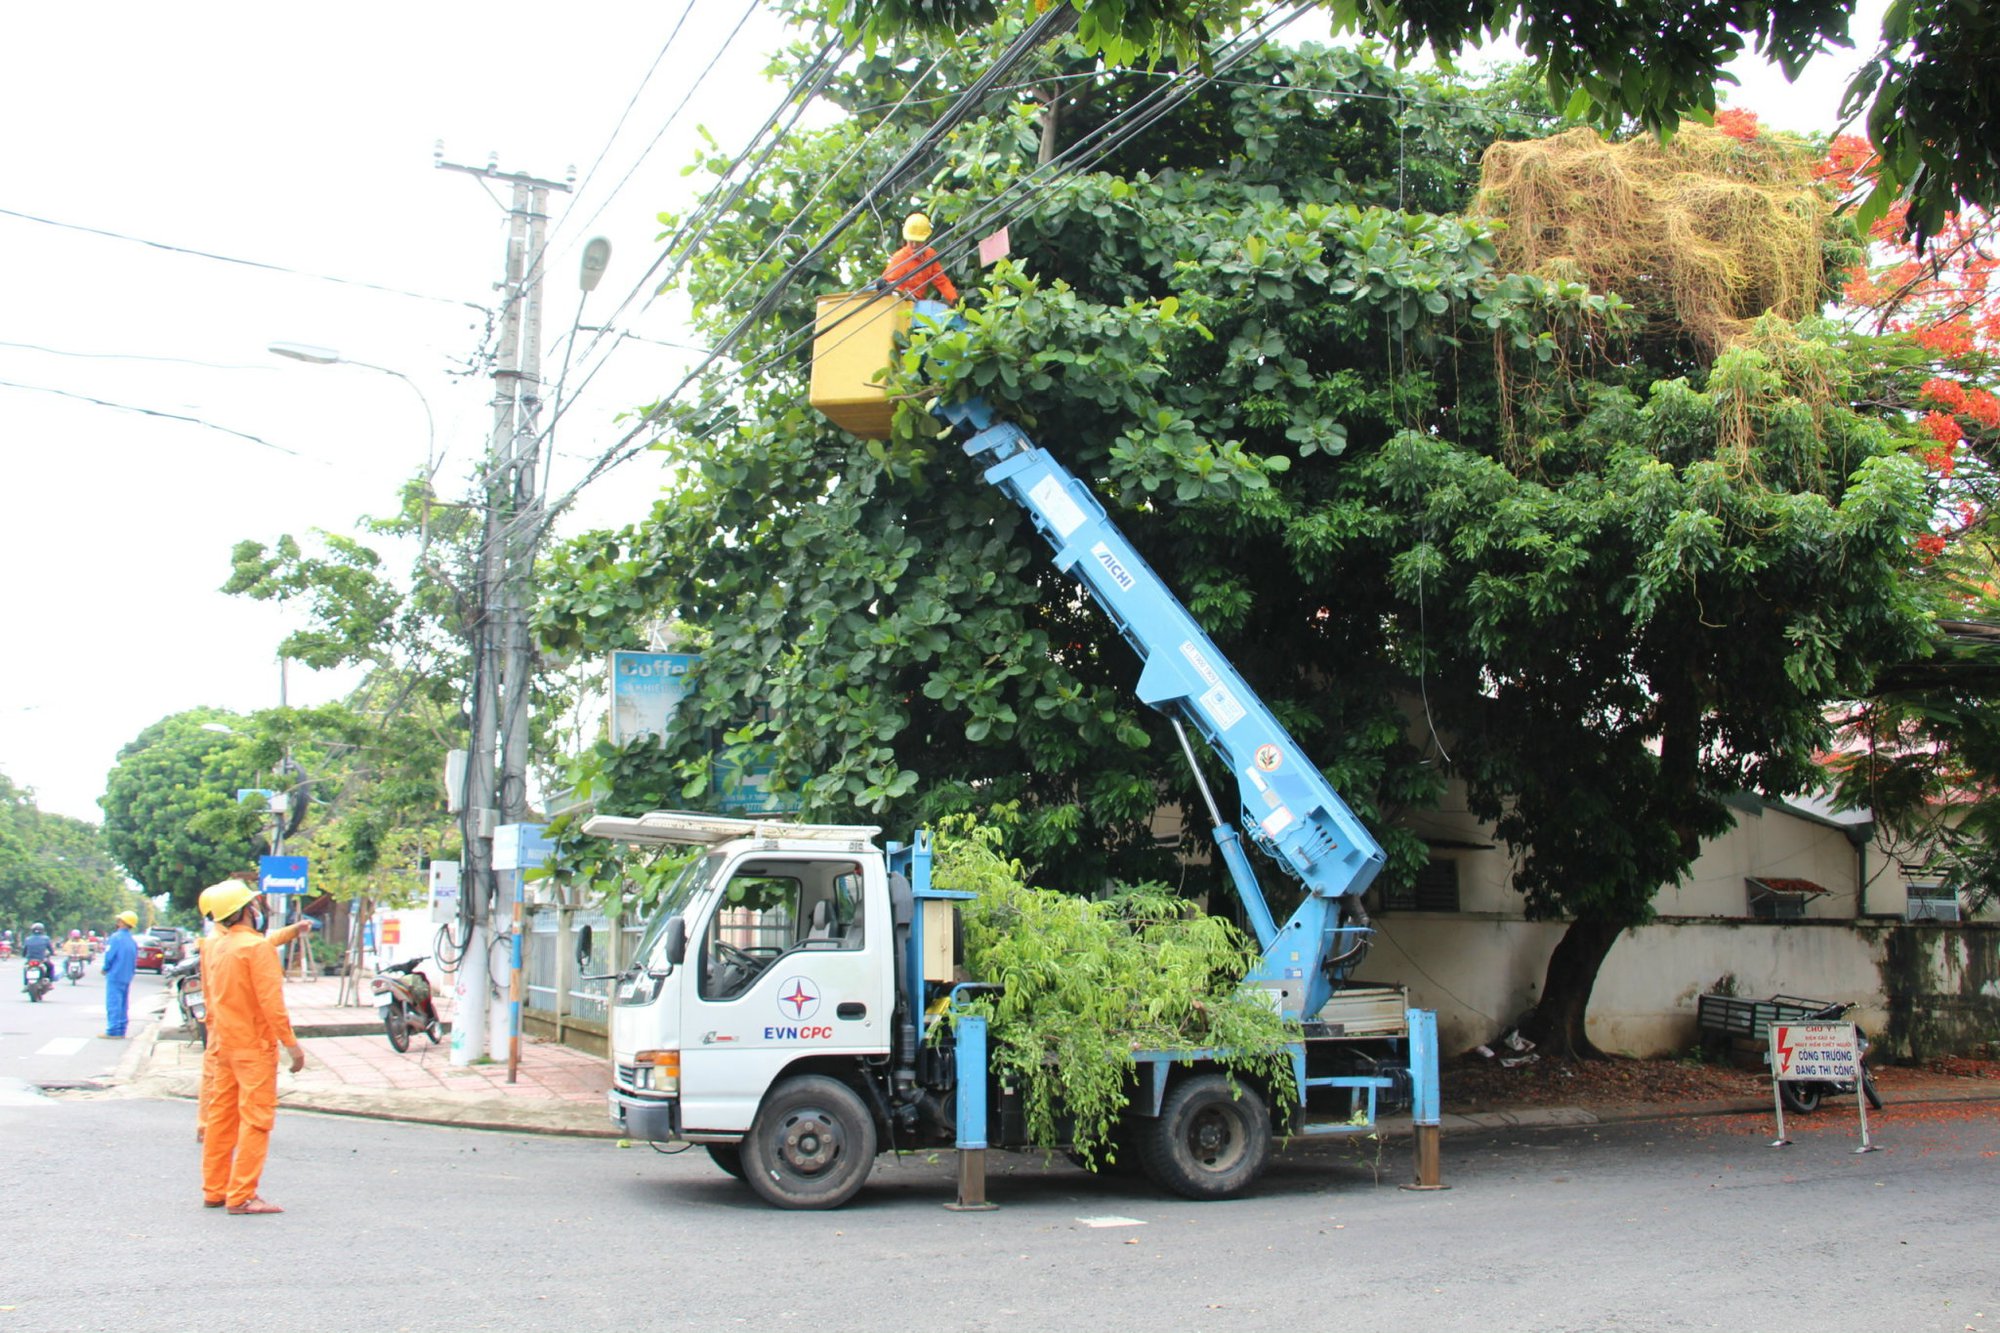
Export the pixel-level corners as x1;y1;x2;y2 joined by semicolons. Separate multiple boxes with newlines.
1808;126;2000;905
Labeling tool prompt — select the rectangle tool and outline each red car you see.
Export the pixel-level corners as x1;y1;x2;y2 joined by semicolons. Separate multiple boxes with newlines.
134;936;165;973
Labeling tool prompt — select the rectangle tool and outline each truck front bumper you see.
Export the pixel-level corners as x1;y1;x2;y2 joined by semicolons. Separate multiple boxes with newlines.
608;1088;681;1143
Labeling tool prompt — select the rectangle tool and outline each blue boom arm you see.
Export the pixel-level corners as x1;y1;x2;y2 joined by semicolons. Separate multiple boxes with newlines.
933;394;1385;1020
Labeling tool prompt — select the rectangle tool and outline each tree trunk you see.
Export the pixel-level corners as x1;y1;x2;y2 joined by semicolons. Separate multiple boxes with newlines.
1520;915;1627;1060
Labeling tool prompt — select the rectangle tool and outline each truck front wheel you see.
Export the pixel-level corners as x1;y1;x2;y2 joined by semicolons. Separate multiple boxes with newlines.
705;1143;746;1181
1138;1073;1273;1200
741;1075;877;1210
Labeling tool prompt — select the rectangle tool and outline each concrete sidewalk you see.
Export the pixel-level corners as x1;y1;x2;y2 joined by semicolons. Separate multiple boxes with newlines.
127;974;615;1138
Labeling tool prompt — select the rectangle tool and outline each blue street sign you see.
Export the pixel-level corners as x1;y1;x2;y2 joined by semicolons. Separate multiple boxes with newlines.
259;855;309;896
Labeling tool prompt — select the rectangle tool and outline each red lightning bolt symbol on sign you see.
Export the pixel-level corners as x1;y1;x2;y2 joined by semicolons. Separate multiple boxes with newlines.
1774;1027;1794;1074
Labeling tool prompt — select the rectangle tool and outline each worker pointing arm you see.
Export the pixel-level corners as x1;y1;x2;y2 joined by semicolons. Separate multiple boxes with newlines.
200;885;304;1214
192;885;313;1142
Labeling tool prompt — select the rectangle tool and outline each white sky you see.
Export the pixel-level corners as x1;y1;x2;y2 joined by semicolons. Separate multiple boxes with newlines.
0;1;1885;826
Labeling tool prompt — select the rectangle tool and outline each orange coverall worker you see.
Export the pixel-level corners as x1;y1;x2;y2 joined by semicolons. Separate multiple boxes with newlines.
200;922;304;1211
881;243;958;303
196;920;309;1142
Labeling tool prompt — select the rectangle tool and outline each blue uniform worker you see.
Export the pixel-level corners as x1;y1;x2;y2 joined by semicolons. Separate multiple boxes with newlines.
100;912;138;1037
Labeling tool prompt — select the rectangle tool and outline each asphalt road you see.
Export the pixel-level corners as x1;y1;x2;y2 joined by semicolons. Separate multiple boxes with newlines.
0;1086;1993;1333
0;958;168;1085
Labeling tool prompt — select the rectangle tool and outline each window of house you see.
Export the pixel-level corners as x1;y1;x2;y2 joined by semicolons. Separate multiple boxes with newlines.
1382;857;1461;912
1746;877;1830;920
1904;882;1962;922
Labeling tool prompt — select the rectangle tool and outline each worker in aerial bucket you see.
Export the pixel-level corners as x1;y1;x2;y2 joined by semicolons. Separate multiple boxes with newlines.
881;211;958;303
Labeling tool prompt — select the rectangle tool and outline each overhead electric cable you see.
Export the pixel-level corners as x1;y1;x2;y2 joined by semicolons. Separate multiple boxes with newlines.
544;0;702;255
0;206;485;311
493;29;859;481
526;7;1079;468
557;0;766;253
565;30;855;369
0;339;267;372
488;0;778;368
534;40;928;439
512;2;1310;548
0;379;300;455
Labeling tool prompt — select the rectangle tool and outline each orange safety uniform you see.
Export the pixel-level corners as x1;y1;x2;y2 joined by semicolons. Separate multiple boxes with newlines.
881;242;958;303
199;922;300;1208
196;921;307;1140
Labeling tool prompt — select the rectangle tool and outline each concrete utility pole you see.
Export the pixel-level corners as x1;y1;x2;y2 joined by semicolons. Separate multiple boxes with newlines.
437;149;571;1065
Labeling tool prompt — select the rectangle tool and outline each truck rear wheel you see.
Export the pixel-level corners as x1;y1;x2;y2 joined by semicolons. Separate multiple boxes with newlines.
1138;1073;1272;1200
741;1075;877;1210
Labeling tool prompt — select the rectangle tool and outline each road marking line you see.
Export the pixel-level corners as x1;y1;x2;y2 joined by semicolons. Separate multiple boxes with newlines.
37;1038;89;1056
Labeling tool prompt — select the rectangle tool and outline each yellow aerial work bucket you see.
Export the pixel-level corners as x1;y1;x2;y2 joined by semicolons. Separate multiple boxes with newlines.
809;290;911;440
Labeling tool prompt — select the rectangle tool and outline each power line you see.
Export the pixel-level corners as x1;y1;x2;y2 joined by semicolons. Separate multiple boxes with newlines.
0;339;267;372
536;29;1453;394
0;206;486;311
480;0;781;375
556;0;767;257
465;29;861;498
505;2;1314;553
0;378;302;455
560;30;857;380
543;0;703;257
525;8;1080;493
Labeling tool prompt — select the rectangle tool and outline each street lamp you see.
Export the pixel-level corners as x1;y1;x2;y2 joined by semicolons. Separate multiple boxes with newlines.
267;342;438;479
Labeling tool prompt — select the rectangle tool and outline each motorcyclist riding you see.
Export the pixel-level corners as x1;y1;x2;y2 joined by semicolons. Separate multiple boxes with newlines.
22;923;54;990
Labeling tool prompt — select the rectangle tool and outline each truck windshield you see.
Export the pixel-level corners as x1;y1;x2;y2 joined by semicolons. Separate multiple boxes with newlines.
631;851;723;972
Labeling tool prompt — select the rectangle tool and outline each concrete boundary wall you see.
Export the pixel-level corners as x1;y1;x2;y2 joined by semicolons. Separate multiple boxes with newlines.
1365;915;2000;1061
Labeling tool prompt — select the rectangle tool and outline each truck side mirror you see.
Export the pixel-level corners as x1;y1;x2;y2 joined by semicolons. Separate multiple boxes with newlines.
575;924;594;973
664;916;686;967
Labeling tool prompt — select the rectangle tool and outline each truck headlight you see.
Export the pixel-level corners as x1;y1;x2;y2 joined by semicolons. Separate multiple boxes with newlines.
637;1049;679;1096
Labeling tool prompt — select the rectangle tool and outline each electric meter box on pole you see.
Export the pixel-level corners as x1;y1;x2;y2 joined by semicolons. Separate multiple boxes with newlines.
428;862;461;925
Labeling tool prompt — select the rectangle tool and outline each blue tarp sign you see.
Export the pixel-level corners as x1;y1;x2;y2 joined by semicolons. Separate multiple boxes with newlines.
259;855;309;896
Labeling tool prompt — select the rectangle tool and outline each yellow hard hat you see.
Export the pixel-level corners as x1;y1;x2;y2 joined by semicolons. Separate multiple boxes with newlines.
203;882;259;923
903;212;933;243
196;881;240;921
117;910;138;928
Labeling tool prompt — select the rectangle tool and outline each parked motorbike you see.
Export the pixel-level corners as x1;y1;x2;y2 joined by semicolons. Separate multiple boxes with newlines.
22;960;53;1002
64;956;86;985
371;956;443;1052
1778;1000;1884;1114
164;956;206;1044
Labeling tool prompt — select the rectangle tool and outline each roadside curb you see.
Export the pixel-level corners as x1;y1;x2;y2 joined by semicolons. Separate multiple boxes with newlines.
1442;1085;2000;1134
272;1090;622;1139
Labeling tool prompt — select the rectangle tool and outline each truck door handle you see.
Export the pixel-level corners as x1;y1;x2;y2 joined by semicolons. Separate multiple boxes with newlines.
836;1002;866;1019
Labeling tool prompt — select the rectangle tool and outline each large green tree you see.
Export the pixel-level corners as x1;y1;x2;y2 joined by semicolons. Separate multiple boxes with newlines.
0;772;136;932
807;0;2000;243
225;465;572;862
100;713;265;913
542;32;1931;1053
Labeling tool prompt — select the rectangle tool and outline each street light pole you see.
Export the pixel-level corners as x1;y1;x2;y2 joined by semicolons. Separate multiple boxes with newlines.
267;342;439;479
